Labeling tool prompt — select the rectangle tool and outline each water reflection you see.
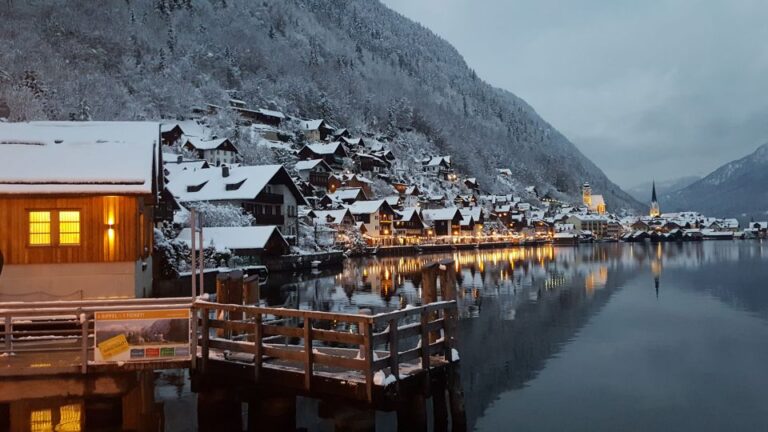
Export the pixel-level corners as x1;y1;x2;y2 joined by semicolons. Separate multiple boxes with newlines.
260;240;768;431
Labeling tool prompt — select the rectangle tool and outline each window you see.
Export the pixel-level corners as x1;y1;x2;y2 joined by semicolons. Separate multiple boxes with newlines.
59;211;81;245
29;211;52;245
28;210;81;247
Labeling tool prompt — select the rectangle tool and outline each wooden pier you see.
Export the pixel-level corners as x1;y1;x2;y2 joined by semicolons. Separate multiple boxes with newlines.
0;260;466;431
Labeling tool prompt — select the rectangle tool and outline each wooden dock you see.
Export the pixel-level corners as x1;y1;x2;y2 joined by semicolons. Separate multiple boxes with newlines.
0;260;467;431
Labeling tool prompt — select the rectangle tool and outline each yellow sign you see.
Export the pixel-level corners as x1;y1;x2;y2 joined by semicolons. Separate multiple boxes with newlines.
97;334;130;359
95;309;189;321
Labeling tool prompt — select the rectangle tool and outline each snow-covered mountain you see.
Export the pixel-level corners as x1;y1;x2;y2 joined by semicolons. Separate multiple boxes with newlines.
625;176;701;205
0;0;642;211
662;143;768;218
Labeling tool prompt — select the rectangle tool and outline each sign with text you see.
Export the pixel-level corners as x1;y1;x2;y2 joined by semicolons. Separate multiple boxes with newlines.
94;309;191;363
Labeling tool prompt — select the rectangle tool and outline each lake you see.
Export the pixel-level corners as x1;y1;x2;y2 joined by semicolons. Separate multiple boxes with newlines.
158;240;768;431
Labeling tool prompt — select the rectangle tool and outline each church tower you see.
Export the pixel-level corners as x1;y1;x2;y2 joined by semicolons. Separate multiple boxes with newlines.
649;181;661;217
582;182;592;208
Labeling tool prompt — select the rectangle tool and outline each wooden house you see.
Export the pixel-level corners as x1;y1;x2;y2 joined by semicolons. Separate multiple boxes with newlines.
165;164;307;239
294;159;333;189
177;226;289;263
0;121;161;300
394;207;428;242
356;153;391;174
298;119;334;142
160;123;184;146
297;142;349;167
318;187;367;208
421;208;463;237
181;137;239;166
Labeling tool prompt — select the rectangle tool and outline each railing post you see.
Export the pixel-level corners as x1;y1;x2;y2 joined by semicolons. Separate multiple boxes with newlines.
420;308;430;370
3;315;11;353
190;305;198;370
304;317;313;391
388;318;399;380
201;306;210;373
363;318;374;402
79;309;88;374
254;313;262;382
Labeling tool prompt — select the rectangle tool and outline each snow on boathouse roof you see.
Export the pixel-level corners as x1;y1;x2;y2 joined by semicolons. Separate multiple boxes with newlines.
176;225;288;253
0;121;159;195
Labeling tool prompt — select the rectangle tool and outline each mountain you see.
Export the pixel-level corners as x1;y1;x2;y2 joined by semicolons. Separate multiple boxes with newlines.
625;176;701;205
662;143;768;218
0;0;642;211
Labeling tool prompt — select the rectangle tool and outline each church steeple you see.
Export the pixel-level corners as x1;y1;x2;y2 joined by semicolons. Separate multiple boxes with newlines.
649;180;660;217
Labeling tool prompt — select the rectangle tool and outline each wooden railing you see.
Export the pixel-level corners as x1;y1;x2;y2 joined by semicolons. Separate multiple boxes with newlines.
193;300;458;401
0;298;192;376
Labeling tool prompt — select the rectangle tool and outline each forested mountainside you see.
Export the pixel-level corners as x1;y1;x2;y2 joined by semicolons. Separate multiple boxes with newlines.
663;143;768;219
0;0;641;211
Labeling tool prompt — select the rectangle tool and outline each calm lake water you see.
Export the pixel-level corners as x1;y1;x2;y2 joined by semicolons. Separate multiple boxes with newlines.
159;240;768;431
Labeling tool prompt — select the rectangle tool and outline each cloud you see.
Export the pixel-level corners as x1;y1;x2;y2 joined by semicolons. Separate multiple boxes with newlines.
382;0;768;187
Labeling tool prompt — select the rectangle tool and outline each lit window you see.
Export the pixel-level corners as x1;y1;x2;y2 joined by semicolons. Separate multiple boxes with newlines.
30;409;52;432
59;211;81;245
29;211;52;245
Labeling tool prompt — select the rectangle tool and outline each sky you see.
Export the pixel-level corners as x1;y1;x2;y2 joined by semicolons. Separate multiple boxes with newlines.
381;0;768;189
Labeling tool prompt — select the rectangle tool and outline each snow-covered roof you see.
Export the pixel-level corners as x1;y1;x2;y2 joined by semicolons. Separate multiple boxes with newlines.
294;159;327;171
346;199;390;215
422;207;461;222
164;159;209;178
257;108;285;119
0;121;158;195
424;156;450;167
327;187;365;202
166;164;306;204
299;119;325;131
183;137;236;152
396;207;420;221
384;196;400;206
304;142;343;155
312;209;353;225
177;225;286;252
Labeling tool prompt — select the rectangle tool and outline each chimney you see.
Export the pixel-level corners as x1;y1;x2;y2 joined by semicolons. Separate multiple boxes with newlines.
222;165;230;178
177;155;183;163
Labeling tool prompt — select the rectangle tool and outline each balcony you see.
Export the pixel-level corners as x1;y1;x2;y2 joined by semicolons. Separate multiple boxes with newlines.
255;214;285;225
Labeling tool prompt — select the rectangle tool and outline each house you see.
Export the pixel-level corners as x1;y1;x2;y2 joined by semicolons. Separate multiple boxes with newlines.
309;209;356;228
566;214;608;238
341;174;374;197
163;154;210;180
234;107;285;127
182;137;239;166
160;123;184;146
177;225;289;263
464;178;479;191
331;128;351;140
0;121;161;300
356;153;390;173
346;200;397;242
400;185;421;208
459;207;485;235
297;142;349;167
422;207;463;237
294;159;333;189
421;156;453;178
165;164;307;239
394;207;428;242
318;187;368;208
298;119;334;142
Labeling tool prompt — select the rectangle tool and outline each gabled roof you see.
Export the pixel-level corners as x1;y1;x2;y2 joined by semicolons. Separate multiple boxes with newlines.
166;164;307;205
0;121;158;195
257;108;285;119
310;209;354;226
422;207;461;222
302;142;346;156
299;119;325;131
294;159;331;172
346;199;395;215
183;137;238;153
177;225;287;252
326;187;366;202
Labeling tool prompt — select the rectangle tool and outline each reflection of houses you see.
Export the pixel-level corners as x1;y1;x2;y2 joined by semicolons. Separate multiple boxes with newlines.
177;226;289;263
165;165;307;239
182;137;239;166
422;207;462;237
346;200;397;242
297;142;348;167
294;159;333;189
0;121;161;300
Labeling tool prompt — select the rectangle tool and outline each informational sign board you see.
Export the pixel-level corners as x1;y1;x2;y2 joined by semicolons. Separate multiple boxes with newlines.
94;309;191;363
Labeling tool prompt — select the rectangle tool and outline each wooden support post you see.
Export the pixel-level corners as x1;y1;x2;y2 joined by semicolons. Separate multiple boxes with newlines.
80;310;88;374
432;381;449;432
190;307;198;370
247;394;296;432
198;388;242;432
397;395;427;432
420;309;430;370
253;313;262;382
447;361;468;432
215;273;229;338
4;315;11;353
363;319;374;402
388;318;399;380
304;317;313;391
122;371;159;431
200;307;209;373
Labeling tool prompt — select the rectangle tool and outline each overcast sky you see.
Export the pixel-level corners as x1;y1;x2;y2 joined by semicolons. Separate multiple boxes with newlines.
381;0;768;188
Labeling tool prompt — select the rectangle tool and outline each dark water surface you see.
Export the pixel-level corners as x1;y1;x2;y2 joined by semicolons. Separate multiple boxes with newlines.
159;240;768;431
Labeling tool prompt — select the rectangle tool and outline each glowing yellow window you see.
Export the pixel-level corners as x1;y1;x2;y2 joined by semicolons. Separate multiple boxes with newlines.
30;408;52;432
29;211;52;246
59;211;81;245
